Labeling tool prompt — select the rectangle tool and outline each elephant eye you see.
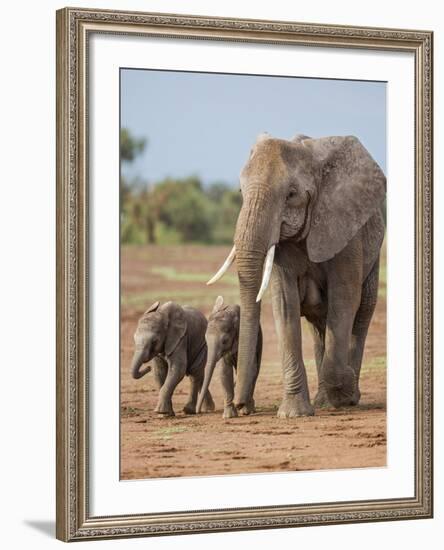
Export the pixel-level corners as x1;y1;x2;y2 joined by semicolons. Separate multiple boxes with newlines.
287;191;296;200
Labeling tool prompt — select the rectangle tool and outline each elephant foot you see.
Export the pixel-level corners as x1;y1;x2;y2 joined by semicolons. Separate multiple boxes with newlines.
324;367;357;408
349;387;361;406
277;394;314;418
157;408;175;417
314;388;331;409
223;404;238;419
239;398;256;416
156;399;175;416
183;402;196;415
200;392;215;413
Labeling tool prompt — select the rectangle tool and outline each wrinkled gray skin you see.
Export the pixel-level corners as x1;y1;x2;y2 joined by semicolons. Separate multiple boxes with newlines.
131;301;215;416
223;133;385;417
196;296;262;419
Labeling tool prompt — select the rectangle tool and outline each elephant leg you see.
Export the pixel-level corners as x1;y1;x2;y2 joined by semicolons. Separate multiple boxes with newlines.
220;358;237;418
183;375;201;415
184;372;215;414
320;262;362;408
201;390;215;412
271;266;314;418
152;357;168;412
156;348;187;416
184;345;215;414
349;258;380;405
308;321;330;408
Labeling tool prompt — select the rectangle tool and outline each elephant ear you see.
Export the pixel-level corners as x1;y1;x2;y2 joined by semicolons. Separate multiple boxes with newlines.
144;301;160;315
305;136;386;263
291;133;311;143
163;302;187;357
212;295;224;313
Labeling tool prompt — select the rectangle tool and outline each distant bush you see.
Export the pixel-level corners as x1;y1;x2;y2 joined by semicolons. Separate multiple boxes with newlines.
205;184;242;244
121;175;241;245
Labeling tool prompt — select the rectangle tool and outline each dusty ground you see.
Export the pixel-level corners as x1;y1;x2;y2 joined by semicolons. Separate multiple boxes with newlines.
120;244;386;480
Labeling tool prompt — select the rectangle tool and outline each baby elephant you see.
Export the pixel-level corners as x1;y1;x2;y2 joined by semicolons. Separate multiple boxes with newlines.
196;296;262;418
131;300;215;416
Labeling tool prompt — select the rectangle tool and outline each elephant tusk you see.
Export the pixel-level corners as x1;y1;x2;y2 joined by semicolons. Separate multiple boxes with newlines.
207;245;236;285
256;245;275;302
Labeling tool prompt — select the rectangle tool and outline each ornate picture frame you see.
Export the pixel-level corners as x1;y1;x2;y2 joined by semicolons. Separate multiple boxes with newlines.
56;7;433;542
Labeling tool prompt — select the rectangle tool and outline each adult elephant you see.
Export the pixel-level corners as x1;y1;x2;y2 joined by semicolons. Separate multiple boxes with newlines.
208;133;386;418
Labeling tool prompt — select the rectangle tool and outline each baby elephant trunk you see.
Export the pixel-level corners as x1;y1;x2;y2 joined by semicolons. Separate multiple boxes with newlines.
131;348;152;379
196;345;220;413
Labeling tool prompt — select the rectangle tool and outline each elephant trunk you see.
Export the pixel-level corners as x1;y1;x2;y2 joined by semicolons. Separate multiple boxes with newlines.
234;250;264;409
196;343;220;413
234;193;274;410
131;348;152;379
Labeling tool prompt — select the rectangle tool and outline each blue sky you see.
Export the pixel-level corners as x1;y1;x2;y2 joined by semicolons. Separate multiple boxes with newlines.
121;69;386;186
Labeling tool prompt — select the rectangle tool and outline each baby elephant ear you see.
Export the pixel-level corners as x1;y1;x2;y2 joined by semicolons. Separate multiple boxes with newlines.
144;301;160;315
212;295;224;313
164;304;187;357
305;136;386;263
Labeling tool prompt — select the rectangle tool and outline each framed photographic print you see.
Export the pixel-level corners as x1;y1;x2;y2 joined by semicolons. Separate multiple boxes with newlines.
56;7;433;542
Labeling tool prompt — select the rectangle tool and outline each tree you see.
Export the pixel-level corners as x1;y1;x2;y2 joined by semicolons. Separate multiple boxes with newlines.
120;128;147;162
120;128;156;244
119;128;243;245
